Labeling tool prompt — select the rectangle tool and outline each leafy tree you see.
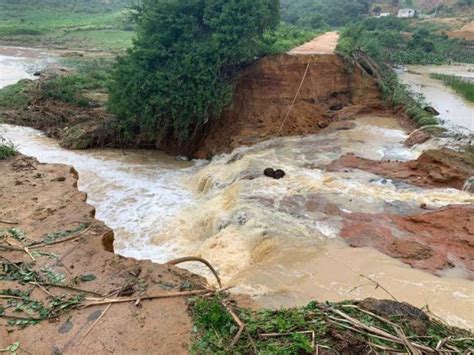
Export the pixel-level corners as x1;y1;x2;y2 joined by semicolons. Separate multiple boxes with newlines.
109;0;279;146
280;0;371;29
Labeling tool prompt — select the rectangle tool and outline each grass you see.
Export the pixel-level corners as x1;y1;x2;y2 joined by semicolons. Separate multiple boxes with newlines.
190;295;474;354
430;73;474;103
0;138;16;160
0;80;30;110
39;59;112;107
0;3;134;50
264;23;319;54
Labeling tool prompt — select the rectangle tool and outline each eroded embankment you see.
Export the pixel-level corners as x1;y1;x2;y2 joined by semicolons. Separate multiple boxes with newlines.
194;52;383;158
2;155;473;354
0;155;206;354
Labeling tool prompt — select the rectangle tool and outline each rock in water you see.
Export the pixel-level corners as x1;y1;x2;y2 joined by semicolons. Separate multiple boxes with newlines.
273;169;286;179
263;168;286;179
424;106;440;116
264;168;275;178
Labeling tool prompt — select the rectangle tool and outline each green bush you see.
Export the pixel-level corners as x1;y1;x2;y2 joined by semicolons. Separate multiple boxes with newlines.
108;0;280;145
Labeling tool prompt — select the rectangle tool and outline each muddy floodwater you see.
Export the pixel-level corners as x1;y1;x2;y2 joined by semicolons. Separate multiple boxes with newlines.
1;47;474;330
0;47;53;88
399;64;474;132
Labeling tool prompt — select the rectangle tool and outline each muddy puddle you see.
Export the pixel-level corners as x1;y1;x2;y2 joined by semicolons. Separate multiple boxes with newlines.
1;49;473;330
399;64;474;132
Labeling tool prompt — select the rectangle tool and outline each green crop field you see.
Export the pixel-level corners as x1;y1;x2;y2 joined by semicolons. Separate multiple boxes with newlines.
0;1;134;50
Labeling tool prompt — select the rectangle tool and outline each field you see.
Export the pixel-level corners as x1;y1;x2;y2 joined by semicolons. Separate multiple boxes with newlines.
0;2;134;51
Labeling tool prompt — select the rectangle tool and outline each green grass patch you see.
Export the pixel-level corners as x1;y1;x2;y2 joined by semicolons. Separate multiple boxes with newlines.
40;60;112;107
0;3;134;50
264;24;319;54
430;74;474;103
0;139;17;160
62;29;134;50
0;80;31;110
190;295;474;354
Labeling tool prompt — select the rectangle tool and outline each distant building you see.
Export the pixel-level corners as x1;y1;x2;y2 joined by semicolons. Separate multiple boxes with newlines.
398;9;417;18
375;13;391;18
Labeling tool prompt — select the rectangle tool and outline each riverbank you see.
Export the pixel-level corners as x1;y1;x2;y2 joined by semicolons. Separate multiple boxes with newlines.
2;153;473;354
0;154;208;353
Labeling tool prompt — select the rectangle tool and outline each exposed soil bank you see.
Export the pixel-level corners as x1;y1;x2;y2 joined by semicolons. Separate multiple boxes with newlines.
341;205;474;279
3;50;385;158
0;155;206;354
193;52;383;158
328;148;474;191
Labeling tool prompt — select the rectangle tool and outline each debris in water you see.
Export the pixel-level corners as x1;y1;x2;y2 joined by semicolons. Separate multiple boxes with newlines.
263;168;286;179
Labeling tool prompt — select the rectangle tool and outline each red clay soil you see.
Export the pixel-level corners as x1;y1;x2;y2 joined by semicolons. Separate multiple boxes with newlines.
328;148;474;191
193;52;383;158
0;155;207;354
340;205;474;279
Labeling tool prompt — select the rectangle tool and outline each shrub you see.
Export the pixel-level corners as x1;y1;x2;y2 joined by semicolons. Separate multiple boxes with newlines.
108;0;280;145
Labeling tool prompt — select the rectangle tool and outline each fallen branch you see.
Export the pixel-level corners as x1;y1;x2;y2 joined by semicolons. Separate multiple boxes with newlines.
78;302;113;345
0;295;23;300
0;220;18;225
166;256;222;288
222;301;245;348
3;237;35;261
29;224;94;250
83;289;212;307
259;330;314;338
41;283;104;297
359;274;398;301
330;308;433;353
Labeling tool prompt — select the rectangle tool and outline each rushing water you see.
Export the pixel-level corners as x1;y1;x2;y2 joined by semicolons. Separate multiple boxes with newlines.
399;64;474;132
1;48;474;330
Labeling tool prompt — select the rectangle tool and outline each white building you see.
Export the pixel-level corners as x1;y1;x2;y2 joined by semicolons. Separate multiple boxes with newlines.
398;8;417;18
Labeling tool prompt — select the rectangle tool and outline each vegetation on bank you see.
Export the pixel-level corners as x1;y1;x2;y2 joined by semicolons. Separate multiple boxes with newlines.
108;0;281;146
338;17;474;66
0;137;16;159
431;73;474;102
0;80;30;110
190;295;474;354
336;18;457;127
40;60;112;107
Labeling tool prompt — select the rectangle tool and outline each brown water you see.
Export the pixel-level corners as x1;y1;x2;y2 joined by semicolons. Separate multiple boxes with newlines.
399;64;474;132
1;48;473;329
0;47;52;88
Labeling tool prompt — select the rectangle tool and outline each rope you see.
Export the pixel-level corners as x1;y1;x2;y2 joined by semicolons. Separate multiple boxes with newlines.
277;61;311;136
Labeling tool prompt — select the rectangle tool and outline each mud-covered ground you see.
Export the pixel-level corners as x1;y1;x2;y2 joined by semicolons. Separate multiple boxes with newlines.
0;155;207;354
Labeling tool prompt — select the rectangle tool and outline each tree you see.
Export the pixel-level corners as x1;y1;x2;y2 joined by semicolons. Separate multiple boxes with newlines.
108;0;279;147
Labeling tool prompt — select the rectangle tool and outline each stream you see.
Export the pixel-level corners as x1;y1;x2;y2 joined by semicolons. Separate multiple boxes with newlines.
1;47;473;330
399;64;474;132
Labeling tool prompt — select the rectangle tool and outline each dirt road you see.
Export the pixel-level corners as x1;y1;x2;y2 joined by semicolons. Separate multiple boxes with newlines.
289;31;339;55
